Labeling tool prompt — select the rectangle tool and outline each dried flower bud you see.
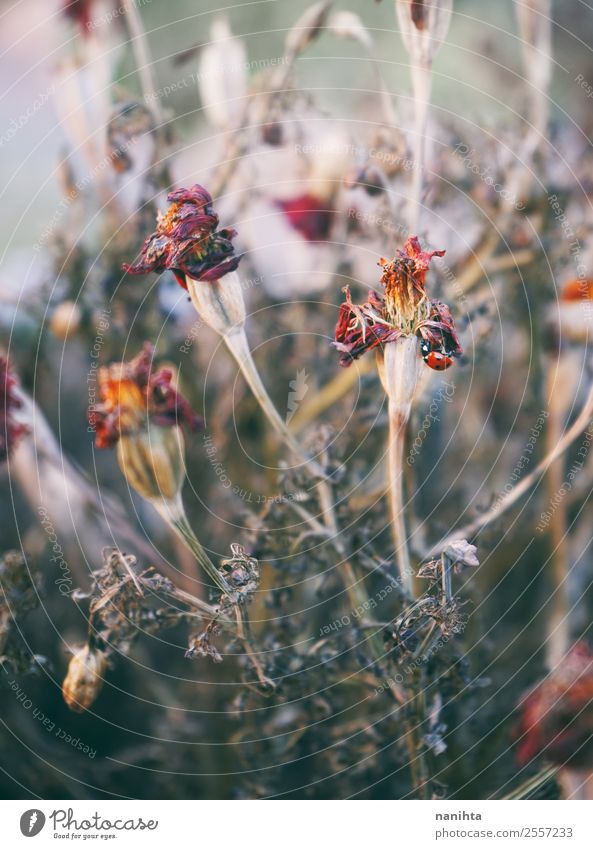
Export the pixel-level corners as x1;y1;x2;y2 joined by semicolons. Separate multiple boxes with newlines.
443;539;479;572
328;10;373;49
285;1;331;56
62;645;107;712
395;0;453;67
50;300;82;340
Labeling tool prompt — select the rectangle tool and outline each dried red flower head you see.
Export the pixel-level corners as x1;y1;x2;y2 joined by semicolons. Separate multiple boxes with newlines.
333;235;462;367
276;193;333;241
1;355;29;462
516;643;593;767
90;343;202;450
123;185;241;290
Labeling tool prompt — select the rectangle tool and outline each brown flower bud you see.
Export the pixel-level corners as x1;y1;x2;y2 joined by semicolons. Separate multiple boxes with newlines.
50;301;82;340
395;0;453;67
62;646;107;713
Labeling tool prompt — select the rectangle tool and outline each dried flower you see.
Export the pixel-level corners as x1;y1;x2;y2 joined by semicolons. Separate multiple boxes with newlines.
91;342;202;449
333;236;462;366
1;354;29;462
443;539;479;572
123;185;241;290
90;343;202;502
62;645;108;712
516;643;593;767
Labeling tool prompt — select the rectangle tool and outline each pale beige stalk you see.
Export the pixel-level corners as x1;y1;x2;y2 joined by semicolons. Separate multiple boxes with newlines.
377;336;424;595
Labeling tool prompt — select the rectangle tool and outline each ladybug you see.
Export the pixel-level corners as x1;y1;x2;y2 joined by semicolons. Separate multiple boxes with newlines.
420;339;454;371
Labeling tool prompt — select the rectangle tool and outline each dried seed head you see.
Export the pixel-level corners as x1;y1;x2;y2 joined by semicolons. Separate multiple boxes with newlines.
62;645;107;712
396;0;453;67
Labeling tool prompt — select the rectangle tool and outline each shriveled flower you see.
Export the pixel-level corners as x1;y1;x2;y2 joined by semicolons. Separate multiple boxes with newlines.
123;185;241;290
333;235;462;367
91;342;202;450
443;539;479;572
1;354;29;462
516;643;593;767
90;343;203;503
62;645;108;712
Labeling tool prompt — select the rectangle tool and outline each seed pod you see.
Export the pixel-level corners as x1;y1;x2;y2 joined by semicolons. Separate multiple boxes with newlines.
62;646;107;712
117;425;186;503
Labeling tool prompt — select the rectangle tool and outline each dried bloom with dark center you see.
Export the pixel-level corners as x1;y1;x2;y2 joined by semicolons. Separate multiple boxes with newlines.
333;235;462;367
90;342;202;449
123;185;241;290
1;354;29;462
90;343;203;503
516;643;593;767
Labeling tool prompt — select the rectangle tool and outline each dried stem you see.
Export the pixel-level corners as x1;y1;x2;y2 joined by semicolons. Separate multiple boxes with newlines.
377;337;424;596
425;382;593;557
544;366;571;669
223;328;325;477
154;496;232;597
409;59;432;234
122;0;164;126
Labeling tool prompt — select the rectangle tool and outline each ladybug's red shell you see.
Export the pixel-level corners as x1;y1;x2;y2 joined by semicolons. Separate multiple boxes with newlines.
425;351;453;371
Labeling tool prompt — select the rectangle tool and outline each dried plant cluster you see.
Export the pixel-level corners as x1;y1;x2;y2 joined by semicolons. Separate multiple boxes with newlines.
1;0;593;801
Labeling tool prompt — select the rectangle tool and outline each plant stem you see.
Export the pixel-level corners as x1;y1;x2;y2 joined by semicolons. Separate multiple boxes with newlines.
425;382;593;557
545;379;570;669
378;339;424;596
409;59;432;234
122;0;164;125
223;328;324;476
388;398;413;596
154;497;232;597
